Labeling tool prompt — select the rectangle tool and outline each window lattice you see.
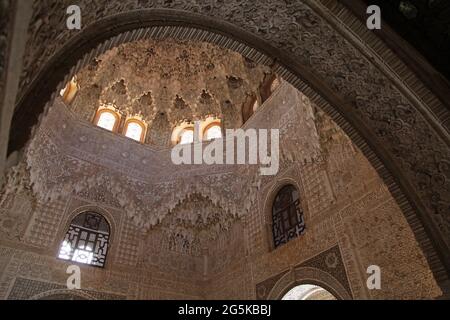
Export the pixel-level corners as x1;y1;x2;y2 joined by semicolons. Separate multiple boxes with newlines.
58;212;110;268
272;185;305;248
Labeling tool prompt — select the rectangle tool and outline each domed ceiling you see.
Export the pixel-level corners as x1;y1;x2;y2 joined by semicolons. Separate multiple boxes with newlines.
69;39;276;146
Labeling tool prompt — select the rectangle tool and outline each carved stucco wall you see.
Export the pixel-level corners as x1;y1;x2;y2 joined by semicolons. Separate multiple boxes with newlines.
0;80;441;299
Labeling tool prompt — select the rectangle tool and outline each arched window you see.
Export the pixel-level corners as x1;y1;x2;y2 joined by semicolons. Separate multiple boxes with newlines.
179;127;195;144
95;109;119;132
204;123;222;141
282;284;337;300
60;77;78;104
272;184;305;248
58;212;110;268
124;119;146;142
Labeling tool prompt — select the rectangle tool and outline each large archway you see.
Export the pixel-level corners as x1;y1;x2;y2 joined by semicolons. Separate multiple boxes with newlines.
5;3;450;295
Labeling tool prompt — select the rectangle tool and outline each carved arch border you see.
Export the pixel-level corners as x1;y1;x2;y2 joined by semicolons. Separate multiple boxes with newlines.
9;8;449;291
266;267;352;300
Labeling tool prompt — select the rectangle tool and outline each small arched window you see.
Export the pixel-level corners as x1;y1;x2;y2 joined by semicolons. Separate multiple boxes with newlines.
58;212;110;268
179;127;195;145
95;109;119;132
272;185;305;248
204;123;222;141
124;119;146;142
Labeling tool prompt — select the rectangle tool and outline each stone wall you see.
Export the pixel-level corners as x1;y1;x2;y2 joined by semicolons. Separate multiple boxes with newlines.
0;81;441;299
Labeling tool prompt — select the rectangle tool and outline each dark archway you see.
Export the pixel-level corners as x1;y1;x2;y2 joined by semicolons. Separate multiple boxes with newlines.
8;6;450;294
